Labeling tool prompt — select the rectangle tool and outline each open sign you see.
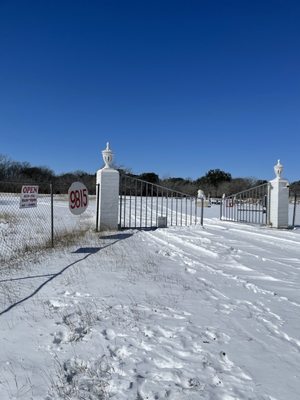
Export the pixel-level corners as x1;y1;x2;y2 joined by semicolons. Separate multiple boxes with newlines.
20;185;39;208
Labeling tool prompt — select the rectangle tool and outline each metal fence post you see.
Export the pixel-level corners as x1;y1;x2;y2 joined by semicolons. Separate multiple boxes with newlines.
267;183;271;226
220;198;223;220
201;197;204;226
292;192;297;228
50;183;54;247
96;183;100;232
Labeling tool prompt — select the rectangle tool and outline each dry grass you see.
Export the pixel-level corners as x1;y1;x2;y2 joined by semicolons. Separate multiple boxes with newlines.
0;228;93;268
0;212;18;224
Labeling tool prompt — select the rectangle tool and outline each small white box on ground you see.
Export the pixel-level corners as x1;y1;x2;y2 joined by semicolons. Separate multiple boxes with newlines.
157;216;167;228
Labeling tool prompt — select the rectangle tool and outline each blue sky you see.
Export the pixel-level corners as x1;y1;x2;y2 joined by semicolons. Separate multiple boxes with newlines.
0;0;299;181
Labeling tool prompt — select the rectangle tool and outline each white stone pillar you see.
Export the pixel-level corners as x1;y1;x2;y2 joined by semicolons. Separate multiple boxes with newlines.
269;160;289;229
96;143;119;231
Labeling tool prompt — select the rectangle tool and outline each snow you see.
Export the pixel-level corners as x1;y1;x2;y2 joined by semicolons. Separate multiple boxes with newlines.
1;205;300;399
0;195;96;261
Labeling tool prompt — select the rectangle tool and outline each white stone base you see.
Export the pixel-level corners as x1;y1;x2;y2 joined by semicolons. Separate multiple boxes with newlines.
157;216;167;228
269;178;289;228
96;168;119;231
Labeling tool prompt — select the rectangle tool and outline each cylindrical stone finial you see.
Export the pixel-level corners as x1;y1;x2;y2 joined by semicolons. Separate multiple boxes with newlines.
274;159;283;179
102;142;113;169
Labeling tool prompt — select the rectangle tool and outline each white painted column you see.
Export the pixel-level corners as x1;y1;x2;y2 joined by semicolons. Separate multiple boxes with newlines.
269;160;289;229
96;143;119;231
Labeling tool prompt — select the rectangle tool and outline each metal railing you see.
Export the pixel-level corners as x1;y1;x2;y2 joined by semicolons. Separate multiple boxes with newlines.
221;183;270;225
119;174;202;229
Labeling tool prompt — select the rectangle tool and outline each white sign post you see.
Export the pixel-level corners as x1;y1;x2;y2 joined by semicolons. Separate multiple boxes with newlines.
68;182;89;215
20;185;39;208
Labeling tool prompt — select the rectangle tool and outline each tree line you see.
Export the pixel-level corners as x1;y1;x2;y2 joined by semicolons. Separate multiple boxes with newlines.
0;154;96;194
1;154;299;196
123;169;268;198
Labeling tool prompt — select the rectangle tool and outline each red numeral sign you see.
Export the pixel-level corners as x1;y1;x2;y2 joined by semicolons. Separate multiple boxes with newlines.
69;189;88;209
68;182;89;215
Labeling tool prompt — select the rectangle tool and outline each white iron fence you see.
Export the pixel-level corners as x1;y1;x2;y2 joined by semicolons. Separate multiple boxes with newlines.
118;174;203;229
221;183;270;225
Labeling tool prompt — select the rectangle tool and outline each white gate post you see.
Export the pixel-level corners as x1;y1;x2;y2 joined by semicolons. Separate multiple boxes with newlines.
269;160;289;228
96;143;119;231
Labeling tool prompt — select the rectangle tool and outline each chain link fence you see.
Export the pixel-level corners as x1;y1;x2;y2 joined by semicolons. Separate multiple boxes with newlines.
0;181;96;263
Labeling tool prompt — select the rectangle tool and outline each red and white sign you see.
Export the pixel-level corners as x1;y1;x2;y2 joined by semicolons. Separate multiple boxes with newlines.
68;182;89;215
20;185;39;208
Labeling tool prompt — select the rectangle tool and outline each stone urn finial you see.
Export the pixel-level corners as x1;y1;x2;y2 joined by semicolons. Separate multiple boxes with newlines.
197;189;205;199
102;142;113;168
274;159;283;179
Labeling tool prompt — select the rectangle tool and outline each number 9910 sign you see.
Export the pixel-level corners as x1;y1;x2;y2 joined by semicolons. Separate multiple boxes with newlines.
68;182;89;215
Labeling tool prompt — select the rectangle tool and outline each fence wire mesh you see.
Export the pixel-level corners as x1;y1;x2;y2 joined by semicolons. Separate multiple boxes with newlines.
0;181;96;263
51;182;96;241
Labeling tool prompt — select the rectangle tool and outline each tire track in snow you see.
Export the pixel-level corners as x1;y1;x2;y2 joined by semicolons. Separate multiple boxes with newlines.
145;229;300;354
205;219;300;255
146;229;298;303
149;228;300;307
176;223;300;277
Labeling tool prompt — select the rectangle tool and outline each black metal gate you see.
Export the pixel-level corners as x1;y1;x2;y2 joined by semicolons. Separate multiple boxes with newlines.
221;183;270;225
119;174;201;229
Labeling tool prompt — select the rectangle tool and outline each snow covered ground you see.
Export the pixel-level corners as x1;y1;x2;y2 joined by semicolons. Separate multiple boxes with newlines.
0;206;300;399
0;195;96;261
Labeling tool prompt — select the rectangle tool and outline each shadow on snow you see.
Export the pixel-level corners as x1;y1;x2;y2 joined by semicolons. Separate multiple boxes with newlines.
0;232;134;316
